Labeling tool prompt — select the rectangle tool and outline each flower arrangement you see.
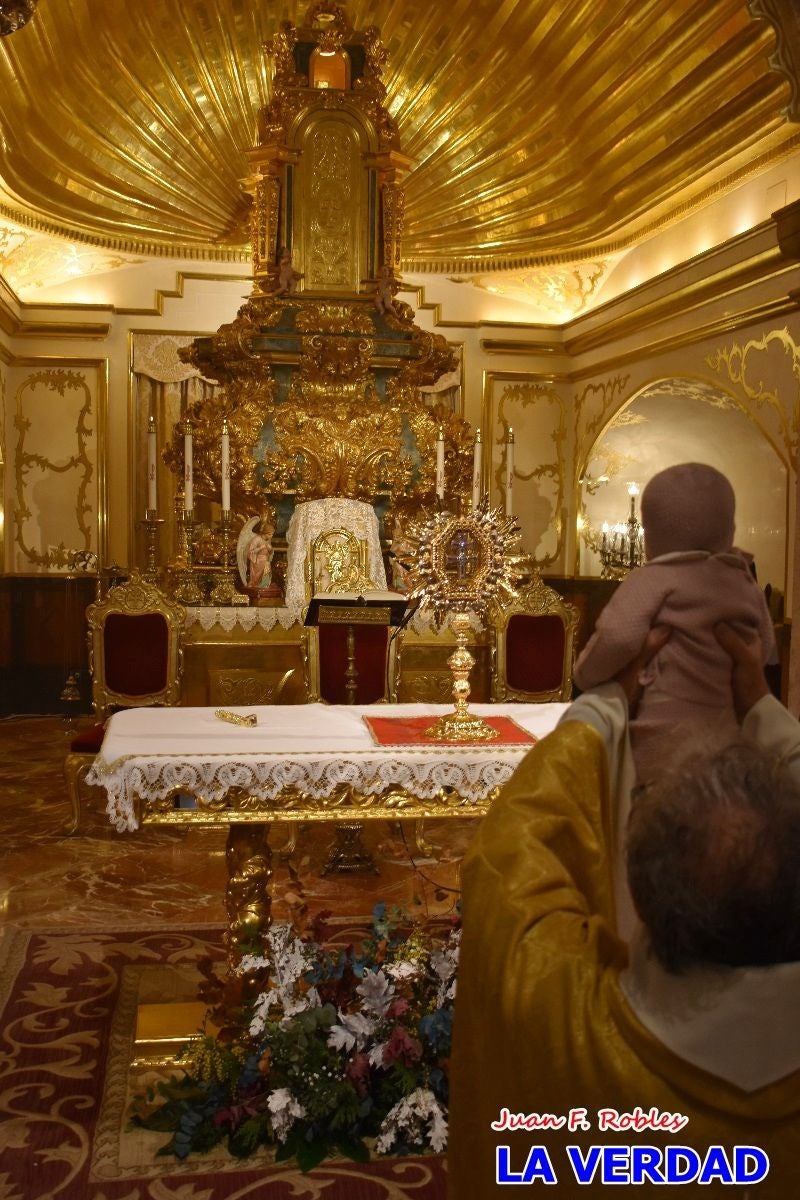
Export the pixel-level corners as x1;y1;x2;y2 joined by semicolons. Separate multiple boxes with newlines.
130;903;459;1172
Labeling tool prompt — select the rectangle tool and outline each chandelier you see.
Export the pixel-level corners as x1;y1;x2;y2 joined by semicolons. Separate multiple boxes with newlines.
0;0;38;36
599;482;644;578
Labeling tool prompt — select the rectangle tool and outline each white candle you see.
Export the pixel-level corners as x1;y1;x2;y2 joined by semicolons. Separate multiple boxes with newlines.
505;427;514;517
435;426;445;500
221;418;230;512
147;415;157;513
471;428;482;510
183;423;193;513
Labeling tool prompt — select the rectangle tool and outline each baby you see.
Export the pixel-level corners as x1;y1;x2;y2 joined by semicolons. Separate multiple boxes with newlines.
574;463;776;782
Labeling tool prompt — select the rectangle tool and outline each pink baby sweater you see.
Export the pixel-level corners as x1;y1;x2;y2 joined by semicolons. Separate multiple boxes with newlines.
573;550;776;779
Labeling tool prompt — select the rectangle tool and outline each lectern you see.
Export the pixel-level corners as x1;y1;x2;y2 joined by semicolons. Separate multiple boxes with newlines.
304;591;408;705
304;591;409;874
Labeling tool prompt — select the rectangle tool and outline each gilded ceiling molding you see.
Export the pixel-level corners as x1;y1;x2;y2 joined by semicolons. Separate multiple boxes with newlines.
0;201;252;262
563;247;792;358
0;288;110;338
749;0;800;121
400;134;800;275
0;1;796;269
567;294;799;385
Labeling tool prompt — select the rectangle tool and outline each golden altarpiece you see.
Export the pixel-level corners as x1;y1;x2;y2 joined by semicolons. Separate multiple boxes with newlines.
150;2;488;707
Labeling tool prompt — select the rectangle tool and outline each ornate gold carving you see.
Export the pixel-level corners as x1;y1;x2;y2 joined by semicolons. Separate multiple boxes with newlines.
163;5;471;535
295;303;375;334
225;823;272;969
211;669;296;707
303;120;362;292
705;328;800;461
309;527;377;594
574;375;632;480
14;370;94;569
141;782;500;824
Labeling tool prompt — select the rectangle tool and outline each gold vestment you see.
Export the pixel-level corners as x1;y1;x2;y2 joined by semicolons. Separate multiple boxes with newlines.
448;720;800;1197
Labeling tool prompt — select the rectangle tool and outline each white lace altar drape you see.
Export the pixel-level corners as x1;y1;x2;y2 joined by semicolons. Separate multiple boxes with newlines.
284;497;388;610
87;702;567;832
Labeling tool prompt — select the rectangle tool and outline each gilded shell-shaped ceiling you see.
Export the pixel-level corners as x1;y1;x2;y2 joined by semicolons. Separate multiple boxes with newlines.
0;0;797;273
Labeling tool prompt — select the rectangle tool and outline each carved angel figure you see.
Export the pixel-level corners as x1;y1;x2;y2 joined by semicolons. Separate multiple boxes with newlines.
274;249;304;297
374;264;398;315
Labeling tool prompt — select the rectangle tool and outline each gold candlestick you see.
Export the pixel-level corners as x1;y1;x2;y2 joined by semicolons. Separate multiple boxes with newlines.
424;610;498;742
139;509;164;585
210;510;237;606
173;509;204;605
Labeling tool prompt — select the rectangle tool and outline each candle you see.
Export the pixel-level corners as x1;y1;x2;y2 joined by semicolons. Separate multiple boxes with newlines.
221;418;230;512
147;414;157;513
471;428;482;510
435;426;445;500
505;427;514;517
183;422;193;513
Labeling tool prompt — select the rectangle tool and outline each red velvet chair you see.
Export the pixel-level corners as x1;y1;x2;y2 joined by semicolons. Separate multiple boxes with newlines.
490;571;578;702
63;571;184;833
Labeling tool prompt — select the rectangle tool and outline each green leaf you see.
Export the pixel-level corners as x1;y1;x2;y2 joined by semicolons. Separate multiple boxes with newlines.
335;1137;370;1163
274;1125;304;1162
297;1137;330;1173
228;1115;267;1159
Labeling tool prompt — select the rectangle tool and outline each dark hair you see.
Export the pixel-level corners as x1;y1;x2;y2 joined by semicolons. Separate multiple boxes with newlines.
626;743;800;974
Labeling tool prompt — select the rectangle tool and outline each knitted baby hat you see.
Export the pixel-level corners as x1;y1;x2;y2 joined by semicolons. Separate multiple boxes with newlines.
641;463;735;559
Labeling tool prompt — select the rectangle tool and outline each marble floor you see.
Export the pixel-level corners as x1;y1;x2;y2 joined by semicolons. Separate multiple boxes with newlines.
0;715;470;933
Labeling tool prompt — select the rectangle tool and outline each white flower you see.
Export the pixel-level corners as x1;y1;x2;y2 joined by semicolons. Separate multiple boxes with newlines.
267;1087;305;1143
357;968;395;1016
328;1010;376;1052
375;1088;448;1154
246;924;322;1034
237;953;271;974
431;929;460;1006
383;960;420;981
368;1042;386;1067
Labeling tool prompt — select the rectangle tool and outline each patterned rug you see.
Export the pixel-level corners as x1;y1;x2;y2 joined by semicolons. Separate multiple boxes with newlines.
0;924;447;1200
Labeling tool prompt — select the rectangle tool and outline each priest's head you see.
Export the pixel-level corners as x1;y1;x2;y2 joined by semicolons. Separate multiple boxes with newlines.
626;742;800;974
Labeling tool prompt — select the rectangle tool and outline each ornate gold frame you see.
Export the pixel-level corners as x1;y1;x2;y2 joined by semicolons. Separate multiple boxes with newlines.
489;571;578;703
86;570;185;719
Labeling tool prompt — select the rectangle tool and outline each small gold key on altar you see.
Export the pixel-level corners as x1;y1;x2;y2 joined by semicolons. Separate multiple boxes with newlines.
214;709;258;727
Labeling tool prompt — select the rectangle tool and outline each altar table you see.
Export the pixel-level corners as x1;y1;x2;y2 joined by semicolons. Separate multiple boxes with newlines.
87;702;567;964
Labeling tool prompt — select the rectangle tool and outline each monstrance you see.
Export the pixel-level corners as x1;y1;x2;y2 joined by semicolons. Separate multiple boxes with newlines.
407;505;520;741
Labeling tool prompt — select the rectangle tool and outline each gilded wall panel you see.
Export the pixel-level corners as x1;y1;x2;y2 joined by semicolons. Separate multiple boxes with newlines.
11;365;105;572
483;374;567;570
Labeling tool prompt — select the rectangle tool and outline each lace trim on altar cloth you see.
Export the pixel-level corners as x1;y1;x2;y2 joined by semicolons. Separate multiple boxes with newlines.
86;752;523;833
181;605;480;635
183;606;304;632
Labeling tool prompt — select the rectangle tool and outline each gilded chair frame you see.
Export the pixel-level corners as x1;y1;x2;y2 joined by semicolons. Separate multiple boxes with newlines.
64;571;185;833
87;570;185;720
489;571;579;703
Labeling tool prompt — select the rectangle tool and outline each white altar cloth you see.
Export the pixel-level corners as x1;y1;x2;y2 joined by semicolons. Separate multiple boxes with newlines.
88;702;567;833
